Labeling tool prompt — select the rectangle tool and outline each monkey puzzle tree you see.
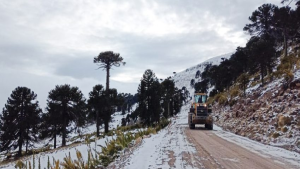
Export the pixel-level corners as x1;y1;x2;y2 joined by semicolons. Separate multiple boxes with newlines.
93;51;125;133
93;51;125;91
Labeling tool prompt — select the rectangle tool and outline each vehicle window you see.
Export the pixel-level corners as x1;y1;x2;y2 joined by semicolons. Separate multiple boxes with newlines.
202;95;207;103
194;95;200;103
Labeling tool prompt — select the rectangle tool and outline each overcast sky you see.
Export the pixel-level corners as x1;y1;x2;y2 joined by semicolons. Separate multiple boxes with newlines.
0;0;287;109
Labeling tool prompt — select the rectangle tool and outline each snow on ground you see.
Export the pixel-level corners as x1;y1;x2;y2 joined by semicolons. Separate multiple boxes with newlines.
0;112;126;168
113;102;300;168
213;125;300;167
0;136;114;169
173;53;232;95
112;103;199;169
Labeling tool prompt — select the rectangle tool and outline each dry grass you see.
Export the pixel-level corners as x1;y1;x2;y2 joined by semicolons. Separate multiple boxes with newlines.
230;88;240;98
281;126;288;133
272;132;280;138
214;93;227;105
278;115;292;128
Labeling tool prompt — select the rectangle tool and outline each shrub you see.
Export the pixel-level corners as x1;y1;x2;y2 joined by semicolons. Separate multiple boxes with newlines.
229;99;237;107
117;123;142;132
278;115;292;127
15;161;26;169
218;94;227;105
61;150;98;169
272;132;280;138
230;88;240;98
115;132;135;149
281;126;288;133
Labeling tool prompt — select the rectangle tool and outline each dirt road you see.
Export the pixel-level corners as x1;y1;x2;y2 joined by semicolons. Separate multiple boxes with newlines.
185;126;297;169
110;105;299;169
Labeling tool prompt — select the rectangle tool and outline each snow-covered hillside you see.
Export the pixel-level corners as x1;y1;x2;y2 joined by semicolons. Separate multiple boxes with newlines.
171;52;300;154
0;112;126;169
213;71;300;153
173;53;232;95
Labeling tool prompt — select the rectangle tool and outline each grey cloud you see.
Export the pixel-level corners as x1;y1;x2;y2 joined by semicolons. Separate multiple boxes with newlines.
0;0;285;110
54;29;234;81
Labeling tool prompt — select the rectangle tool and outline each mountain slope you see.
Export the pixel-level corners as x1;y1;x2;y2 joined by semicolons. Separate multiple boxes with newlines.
213;71;300;153
111;53;300;168
173;53;232;95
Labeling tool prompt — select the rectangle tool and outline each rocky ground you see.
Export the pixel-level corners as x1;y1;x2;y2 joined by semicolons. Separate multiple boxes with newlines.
213;77;300;153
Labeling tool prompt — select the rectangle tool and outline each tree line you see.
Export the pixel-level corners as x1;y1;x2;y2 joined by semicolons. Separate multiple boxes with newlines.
133;69;185;126
194;2;300;97
0;51;128;157
0;51;185;157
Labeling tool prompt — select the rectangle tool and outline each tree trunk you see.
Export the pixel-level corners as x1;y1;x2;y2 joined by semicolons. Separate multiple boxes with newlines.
284;30;288;57
96;111;100;137
18;97;24;156
18;132;23;156
25;127;29;154
104;119;109;133
54;125;57;149
167;101;170;118
243;83;246;97
26;138;28;154
261;65;264;86
62;110;66;146
106;67;110;91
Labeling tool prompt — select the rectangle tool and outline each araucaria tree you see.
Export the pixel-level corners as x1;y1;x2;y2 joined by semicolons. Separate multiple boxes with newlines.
44;84;86;147
93;51;125;91
0;87;42;156
93;51;125;133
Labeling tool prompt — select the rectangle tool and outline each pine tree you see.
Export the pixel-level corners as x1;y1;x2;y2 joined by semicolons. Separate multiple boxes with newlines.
247;36;277;85
173;88;183;115
102;88;119;133
190;79;195;88
273;6;296;57
244;4;277;37
161;78;175;118
39;102;62;149
44;84;86;147
195;70;201;79
237;73;250;96
137;69;162;125
87;84;106;137
0;87;42;156
149;80;162;123
230;47;249;75
195;79;209;93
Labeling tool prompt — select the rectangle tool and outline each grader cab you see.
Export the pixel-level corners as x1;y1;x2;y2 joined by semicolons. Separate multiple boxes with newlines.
188;93;213;130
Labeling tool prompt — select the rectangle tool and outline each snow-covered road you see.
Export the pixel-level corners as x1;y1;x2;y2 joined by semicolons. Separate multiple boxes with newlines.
112;104;300;169
110;104;202;169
